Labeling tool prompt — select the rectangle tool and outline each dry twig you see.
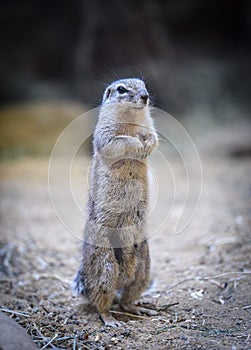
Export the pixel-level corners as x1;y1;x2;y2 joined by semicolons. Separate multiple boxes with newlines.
0;307;30;318
110;310;148;320
41;333;58;349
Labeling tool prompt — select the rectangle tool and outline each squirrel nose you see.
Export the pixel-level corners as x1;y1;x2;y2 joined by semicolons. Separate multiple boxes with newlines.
139;90;149;104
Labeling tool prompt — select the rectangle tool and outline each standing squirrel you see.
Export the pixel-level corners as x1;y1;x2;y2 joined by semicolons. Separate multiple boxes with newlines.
73;78;158;326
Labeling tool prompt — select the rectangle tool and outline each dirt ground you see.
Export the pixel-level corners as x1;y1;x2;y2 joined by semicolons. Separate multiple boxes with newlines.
0;117;251;349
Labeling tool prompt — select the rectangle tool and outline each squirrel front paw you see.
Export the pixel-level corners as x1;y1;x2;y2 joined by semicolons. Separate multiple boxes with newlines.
137;133;157;159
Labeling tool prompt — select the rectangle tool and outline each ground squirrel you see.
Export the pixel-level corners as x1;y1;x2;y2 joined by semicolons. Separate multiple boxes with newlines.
73;78;158;326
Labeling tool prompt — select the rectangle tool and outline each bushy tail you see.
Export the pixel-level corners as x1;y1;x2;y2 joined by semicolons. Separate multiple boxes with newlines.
71;270;86;297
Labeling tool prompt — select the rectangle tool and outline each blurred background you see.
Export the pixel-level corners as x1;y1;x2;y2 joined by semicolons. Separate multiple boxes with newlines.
0;0;250;158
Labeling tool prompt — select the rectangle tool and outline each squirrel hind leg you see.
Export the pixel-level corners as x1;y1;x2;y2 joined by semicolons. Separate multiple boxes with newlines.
120;289;158;316
94;291;123;327
119;284;158;316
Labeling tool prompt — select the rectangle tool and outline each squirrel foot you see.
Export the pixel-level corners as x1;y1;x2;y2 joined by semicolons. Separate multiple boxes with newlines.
100;312;123;327
120;303;158;316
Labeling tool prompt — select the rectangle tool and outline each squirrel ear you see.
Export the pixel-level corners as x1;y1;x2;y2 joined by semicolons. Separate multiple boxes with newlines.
103;88;111;103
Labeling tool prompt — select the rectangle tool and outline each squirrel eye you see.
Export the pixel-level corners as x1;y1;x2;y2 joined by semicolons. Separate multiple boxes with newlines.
117;86;128;94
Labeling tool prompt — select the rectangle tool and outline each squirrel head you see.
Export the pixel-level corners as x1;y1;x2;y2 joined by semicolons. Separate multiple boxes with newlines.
102;78;149;109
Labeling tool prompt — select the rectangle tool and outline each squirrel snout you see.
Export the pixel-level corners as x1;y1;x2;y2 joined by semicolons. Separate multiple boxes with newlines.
139;89;149;104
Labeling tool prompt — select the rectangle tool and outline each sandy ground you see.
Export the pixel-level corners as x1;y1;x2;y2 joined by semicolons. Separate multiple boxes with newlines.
0;119;251;349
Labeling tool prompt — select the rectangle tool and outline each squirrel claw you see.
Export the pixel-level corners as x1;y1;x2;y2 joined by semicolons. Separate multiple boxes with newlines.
120;304;158;316
100;313;124;327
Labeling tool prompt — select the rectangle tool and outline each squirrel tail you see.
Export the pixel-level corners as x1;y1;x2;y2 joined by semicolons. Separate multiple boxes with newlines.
71;270;86;297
